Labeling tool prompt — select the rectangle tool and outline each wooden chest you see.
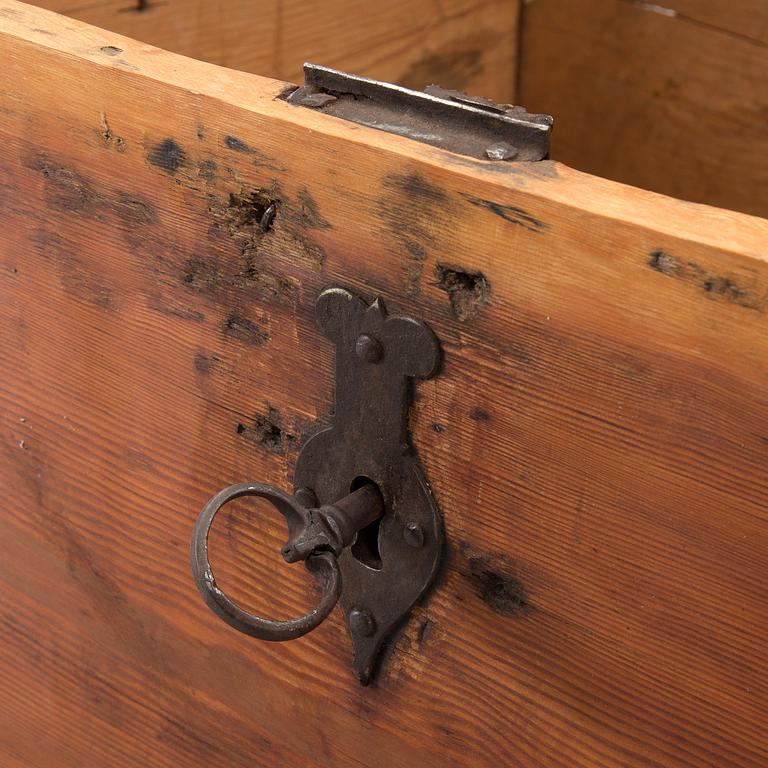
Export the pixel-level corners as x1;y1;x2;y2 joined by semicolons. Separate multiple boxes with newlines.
1;2;767;766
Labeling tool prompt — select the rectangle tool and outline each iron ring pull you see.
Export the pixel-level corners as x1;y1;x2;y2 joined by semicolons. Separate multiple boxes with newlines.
190;481;383;642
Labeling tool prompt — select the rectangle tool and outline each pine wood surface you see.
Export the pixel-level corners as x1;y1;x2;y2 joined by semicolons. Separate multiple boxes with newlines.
1;3;768;767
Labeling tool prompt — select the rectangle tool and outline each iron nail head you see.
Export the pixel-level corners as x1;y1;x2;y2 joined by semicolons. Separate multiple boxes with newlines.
404;521;425;548
349;608;376;637
259;202;277;232
485;142;519;161
295;486;319;508
355;334;383;363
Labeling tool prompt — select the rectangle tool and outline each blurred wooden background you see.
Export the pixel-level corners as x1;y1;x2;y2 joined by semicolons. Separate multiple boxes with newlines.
518;0;768;218
31;0;768;217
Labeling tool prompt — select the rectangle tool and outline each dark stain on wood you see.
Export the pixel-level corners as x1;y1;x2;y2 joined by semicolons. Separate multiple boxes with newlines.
405;240;428;261
292;188;332;229
197;159;218;181
181;251;296;307
236;406;297;454
181;256;225;294
398;173;449;204
470;407;490;422
435;263;490;321
26;154;100;217
648;249;679;276
26;153;161;231
380;173;450;294
242;261;299;303
649;249;765;311
29;228;118;310
461;194;549;233
220;134;283;170
467;555;533;617
193;352;222;375
222;313;269;346
57;262;117;310
113;191;158;225
146;294;205;323
223;135;251;153
147;138;188;175
100;45;122;56
701;276;762;308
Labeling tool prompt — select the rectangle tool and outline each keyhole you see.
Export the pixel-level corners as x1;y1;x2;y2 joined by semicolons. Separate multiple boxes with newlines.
350;476;383;570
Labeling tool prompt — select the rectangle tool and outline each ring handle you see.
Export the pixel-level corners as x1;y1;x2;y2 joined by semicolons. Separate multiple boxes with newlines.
190;482;342;641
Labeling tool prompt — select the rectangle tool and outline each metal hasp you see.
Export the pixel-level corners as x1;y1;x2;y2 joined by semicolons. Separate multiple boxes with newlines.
284;62;553;162
190;287;442;685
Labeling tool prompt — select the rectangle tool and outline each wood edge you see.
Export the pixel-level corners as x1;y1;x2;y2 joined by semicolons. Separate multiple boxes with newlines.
2;0;767;262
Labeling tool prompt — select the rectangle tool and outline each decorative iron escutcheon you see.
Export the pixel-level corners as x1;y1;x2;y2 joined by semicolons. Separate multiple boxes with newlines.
190;287;442;684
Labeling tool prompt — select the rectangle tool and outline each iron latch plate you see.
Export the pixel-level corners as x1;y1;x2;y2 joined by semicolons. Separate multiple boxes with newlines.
284;62;553;162
294;287;442;684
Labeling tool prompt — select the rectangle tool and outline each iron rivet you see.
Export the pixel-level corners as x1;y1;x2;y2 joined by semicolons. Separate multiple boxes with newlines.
404;521;425;548
485;142;519;161
355;334;383;363
295;486;318;508
349;608;376;637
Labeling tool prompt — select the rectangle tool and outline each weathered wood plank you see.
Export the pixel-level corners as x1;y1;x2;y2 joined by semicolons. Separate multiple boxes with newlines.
519;0;768;217
29;0;520;101
1;2;767;767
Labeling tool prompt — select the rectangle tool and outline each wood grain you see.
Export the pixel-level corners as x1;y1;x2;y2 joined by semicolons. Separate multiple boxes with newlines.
1;2;768;767
29;0;520;101
652;0;768;43
519;0;768;217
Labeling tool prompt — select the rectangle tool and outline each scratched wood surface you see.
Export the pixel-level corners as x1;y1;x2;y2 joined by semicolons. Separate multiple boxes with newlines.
1;3;768;767
519;0;768;218
30;0;520;102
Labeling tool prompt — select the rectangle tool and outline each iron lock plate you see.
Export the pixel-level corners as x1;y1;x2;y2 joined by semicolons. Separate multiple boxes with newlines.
191;287;443;685
294;287;442;684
